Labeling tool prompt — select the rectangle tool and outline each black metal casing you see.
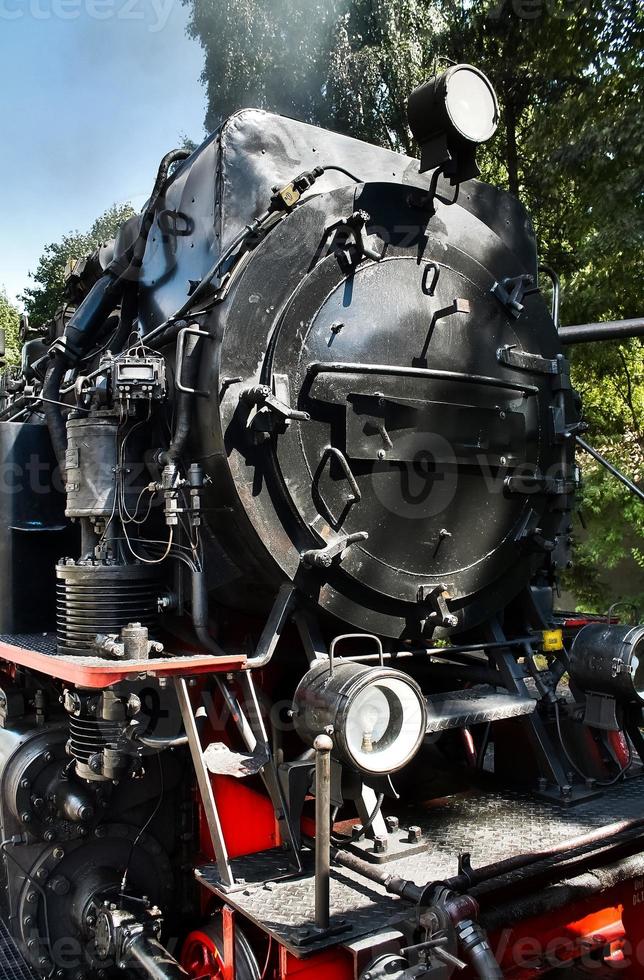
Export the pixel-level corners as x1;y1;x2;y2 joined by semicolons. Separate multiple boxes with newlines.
0;422;75;633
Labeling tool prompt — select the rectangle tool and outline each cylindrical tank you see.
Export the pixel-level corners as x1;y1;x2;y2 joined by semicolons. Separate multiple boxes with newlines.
65;415;143;519
0;420;76;633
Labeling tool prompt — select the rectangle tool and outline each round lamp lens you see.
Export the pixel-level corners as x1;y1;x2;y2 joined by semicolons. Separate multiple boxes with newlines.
446;67;499;143
345;676;426;774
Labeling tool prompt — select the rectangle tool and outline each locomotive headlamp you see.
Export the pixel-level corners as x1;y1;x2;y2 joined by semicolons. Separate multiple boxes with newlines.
293;649;427;776
569;624;644;704
408;64;499;181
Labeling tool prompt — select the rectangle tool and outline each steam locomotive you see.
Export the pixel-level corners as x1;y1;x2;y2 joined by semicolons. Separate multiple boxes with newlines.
1;65;643;980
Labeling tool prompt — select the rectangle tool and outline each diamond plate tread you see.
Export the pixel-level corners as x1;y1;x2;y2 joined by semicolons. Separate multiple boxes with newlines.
197;778;644;956
425;686;536;732
380;779;644;887
0;634;57;656
196;850;404;956
0;919;36;980
0;634;215;667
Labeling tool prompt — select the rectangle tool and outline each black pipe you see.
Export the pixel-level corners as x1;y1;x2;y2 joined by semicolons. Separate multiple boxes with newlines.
55;275;123;361
456;919;503;979
138;706;207;749
42;358;68;470
444;815;644;893
41;149;191;468
191;569;227;657
480;852;644;931
111;149;190;284
328;844;424;904
42;277;123;473
559;317;644;344
328;816;644;911
159;331;202;466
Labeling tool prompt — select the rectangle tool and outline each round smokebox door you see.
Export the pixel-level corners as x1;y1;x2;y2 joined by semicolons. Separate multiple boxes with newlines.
269;250;546;610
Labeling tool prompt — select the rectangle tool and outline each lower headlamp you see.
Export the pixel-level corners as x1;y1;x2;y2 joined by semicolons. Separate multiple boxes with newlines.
293;659;427;776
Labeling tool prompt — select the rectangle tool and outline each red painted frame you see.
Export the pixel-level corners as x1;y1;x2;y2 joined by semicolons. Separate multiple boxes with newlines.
0;639;246;688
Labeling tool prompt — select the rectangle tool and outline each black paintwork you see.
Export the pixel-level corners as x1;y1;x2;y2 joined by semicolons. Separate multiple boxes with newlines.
135;111;573;638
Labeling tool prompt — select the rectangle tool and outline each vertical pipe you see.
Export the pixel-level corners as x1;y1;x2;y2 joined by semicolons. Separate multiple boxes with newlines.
314;733;333;931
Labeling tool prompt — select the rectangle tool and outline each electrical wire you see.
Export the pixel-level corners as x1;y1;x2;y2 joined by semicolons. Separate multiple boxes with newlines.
331;793;385;847
320;164;363;182
121;523;174;565
120;753;165;899
554;700;634;787
140;162;363;350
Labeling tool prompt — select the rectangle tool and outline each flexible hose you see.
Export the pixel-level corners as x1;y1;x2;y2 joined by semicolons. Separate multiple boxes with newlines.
455;919;503;979
111;148;191;285
42;358;68;471
42;149;191;466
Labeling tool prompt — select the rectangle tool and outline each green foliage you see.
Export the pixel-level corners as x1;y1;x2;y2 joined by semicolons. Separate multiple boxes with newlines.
0;289;20;366
182;0;644;607
21;203;136;330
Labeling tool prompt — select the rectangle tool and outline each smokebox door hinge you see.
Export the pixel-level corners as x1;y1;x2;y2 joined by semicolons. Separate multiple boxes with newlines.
417;584;458;628
491;275;538;318
302;530;368;569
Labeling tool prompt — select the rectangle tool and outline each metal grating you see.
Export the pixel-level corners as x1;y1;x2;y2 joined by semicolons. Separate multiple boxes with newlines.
0;634;57;656
0;919;35;980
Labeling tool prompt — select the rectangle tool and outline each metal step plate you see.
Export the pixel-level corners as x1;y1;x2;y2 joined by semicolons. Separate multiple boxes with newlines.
425;685;536;733
0;920;35;980
196;778;644;957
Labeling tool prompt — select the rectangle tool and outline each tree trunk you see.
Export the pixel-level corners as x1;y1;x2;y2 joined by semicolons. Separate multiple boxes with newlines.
505;101;520;197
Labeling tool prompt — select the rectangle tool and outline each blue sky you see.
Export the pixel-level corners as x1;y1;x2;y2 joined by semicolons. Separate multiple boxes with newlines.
0;3;206;305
